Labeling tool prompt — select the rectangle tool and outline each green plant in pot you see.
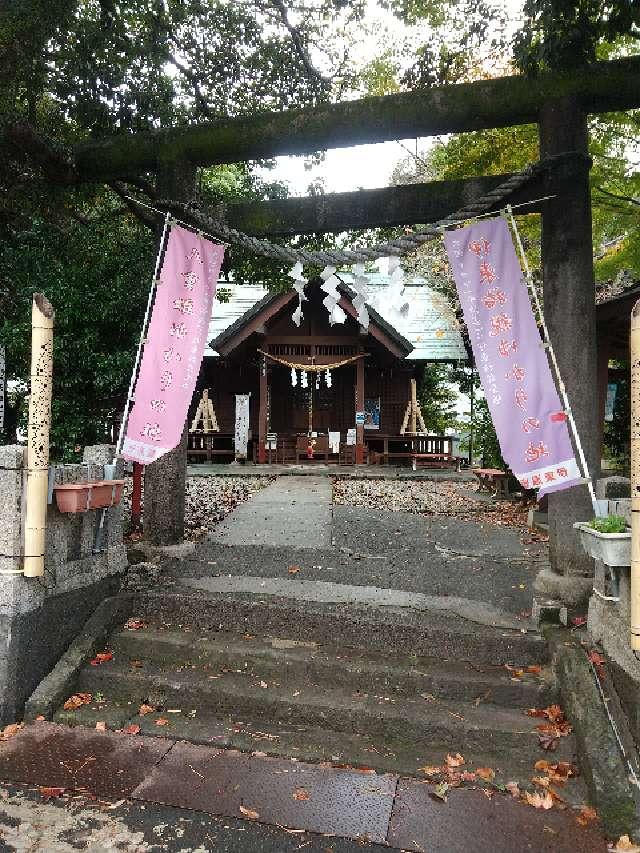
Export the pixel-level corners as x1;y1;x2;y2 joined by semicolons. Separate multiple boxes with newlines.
574;514;631;568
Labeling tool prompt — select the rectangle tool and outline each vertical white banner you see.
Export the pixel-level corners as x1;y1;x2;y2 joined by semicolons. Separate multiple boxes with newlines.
234;394;250;459
0;345;5;434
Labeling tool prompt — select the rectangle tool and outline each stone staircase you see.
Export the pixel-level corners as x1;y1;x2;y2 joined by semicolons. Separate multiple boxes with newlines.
53;591;582;789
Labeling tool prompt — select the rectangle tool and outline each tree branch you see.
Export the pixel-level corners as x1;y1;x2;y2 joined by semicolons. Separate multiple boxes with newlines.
167;52;215;120
108;182;159;228
2;121;78;183
268;0;332;86
593;185;640;207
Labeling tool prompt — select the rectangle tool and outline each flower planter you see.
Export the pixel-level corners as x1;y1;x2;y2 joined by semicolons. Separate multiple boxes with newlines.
54;480;125;513
54;484;92;513
89;480;125;509
574;521;631;567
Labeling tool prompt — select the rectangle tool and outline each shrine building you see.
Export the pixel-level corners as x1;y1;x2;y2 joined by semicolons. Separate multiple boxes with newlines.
188;273;468;466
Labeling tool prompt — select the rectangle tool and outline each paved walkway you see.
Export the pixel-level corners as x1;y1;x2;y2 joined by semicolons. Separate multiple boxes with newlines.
209;476;333;548
0;723;607;852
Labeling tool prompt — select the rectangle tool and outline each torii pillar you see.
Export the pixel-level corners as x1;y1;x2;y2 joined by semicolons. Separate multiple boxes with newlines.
536;97;599;601
143;159;196;545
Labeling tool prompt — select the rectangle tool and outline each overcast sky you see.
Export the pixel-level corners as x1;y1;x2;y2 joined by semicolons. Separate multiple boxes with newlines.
257;0;525;195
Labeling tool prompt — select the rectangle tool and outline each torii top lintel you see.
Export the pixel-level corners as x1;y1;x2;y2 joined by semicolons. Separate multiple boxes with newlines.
74;56;640;181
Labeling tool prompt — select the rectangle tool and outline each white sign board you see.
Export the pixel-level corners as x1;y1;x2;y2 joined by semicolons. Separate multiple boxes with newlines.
266;432;278;450
234;394;250;458
0;346;4;434
355;411;365;426
346;428;356;446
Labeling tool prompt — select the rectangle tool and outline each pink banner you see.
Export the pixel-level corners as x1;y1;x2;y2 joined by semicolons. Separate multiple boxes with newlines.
122;224;224;464
444;218;581;496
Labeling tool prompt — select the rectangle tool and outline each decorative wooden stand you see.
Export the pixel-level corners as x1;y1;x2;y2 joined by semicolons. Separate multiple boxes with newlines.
190;388;219;434
400;377;427;436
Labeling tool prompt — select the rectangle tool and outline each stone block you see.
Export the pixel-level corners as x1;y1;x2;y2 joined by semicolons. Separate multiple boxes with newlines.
0;447;24;559
596;476;631;500
83;445;116;466
534;566;592;607
62;464;87;485
608;498;631;525
0;445;25;470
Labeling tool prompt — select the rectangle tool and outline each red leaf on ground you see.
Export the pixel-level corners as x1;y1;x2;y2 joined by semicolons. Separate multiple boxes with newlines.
525;790;554;810
576;806;598;826
588;650;605;666
445;753;465;768
476;767;495;782
293;788;310;801
1;723;24;740
123;724;141;735
39;786;65;800
90;651;113;666
139;704;155;716
63;693;92;711
154;718;169;727
124;618;148;631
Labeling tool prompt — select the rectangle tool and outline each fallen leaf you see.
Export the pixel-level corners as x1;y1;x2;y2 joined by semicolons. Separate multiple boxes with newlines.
38;786;65;800
293;788;310;801
613;835;640;852
576;806;598;826
431;782;449;803
525;790;554;810
571;616;587;628
446;753;465;768
63;693;92;711
90;651;113;666
239;805;260;820
35;716;46;722
534;760;554;772
139;704;155;716
588;650;605;667
476;767;495;782
288;565;301;574
1;723;24;740
460;771;477;782
123;724;140;735
95;721;107;732
124;618;148;631
525;665;542;674
538;734;560;751
505;781;520;798
155;718;169;727
418;765;442;777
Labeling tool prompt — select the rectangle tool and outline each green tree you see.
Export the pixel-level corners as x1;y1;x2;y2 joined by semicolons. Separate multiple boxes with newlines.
418;363;459;434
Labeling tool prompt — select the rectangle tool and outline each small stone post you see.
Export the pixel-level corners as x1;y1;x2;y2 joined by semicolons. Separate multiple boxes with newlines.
630;300;640;650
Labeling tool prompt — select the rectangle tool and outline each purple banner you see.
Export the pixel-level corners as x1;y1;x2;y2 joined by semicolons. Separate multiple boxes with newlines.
444;217;581;495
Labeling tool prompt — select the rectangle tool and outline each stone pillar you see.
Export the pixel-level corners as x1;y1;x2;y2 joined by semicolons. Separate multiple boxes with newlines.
355;356;365;464
596;331;609;469
143;158;197;544
539;97;598;578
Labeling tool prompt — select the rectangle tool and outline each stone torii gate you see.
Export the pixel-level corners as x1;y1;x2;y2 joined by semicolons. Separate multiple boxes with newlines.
25;56;640;596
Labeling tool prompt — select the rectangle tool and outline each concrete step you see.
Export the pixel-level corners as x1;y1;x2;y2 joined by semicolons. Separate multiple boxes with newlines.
131;591;546;666
74;660;548;764
53;698;585;801
109;627;554;709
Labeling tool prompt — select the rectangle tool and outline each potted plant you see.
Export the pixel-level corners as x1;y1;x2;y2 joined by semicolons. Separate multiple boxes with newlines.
573;515;631;567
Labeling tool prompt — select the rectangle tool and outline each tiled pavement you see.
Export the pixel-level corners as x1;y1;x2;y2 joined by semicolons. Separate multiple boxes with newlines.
0;722;607;851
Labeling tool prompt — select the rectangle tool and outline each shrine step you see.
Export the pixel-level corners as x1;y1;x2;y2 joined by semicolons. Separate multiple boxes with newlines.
52;703;585;801
70;658;549;765
130;591;546;666
108;627;553;709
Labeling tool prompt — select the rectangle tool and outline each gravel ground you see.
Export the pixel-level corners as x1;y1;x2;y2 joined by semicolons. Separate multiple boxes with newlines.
122;475;273;540
333;478;541;535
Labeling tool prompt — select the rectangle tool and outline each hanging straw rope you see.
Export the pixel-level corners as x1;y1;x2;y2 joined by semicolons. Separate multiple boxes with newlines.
257;349;365;371
122;152;582;268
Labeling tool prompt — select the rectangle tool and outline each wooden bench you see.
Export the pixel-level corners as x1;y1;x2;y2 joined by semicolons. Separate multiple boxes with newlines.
474;467;511;497
411;453;461;471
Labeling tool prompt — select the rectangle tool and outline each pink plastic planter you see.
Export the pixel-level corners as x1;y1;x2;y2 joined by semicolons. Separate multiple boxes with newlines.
54;484;92;513
89;480;125;509
54;480;125;513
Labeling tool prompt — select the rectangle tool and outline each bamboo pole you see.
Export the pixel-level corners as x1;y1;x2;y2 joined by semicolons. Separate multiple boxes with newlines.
630;300;640;650
23;293;55;578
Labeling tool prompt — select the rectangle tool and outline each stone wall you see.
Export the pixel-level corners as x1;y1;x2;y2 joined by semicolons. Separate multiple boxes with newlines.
0;444;126;725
